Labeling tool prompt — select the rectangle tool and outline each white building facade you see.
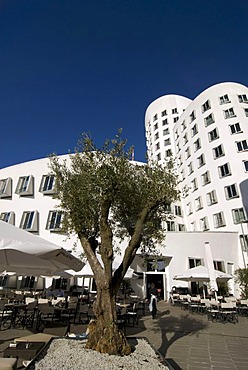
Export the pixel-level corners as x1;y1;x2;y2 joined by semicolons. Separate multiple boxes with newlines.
145;82;248;268
0;82;247;299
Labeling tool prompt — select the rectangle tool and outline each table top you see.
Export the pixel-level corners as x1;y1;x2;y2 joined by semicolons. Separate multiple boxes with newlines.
4;341;45;360
5;303;27;309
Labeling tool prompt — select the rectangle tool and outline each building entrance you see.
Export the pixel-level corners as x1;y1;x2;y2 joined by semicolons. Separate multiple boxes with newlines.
146;273;164;300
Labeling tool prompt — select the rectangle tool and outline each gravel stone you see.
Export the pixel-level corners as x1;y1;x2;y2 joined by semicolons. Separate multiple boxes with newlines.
34;338;168;370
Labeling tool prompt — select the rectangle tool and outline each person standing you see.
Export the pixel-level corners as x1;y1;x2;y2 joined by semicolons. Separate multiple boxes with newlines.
149;283;158;319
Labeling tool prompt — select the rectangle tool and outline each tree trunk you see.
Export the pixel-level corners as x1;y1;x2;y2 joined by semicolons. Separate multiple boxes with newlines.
85;286;131;355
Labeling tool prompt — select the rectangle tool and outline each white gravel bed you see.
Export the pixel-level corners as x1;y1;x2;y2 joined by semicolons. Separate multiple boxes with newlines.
34;338;168;370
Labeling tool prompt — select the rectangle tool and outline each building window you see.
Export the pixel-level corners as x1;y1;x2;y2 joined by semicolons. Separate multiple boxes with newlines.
202;100;211;113
15;175;34;196
194;138;201;152
166;220;175;231
213;261;225;272
174;205;182;216
213;144;224;159
0;211;15;225
197;154;205;168
224;108;236;119
0;276;8;287
229;122;242;134
202;171;211;186
154;123;158;130
191;178;198;192
157;153;161;161
178;224;186;231
20;276;36;289
244;108;248;117
243;160;248;172
183;133;188;145
53;278;68;290
206;190;218;206
232;208;247;224
204;113;215;127
163;128;169;135
185;147;191;159
156;142;160;150
164;138;171;146
219;94;230;105
195;196;203;211
20;210;39;232
188;162;194;175
191;123;198;137
162;118;168;125
154;132;159;140
236;140;248;152
225;184;239;199
153;114;158;121
161;110;167;116
173;117;179;123
39;175;56;194
200;217;209;231
180;169;185;181
0;177;12;198
46;210;63;231
172;108;178;114
186;202;192;215
165;149;172;157
208;128;219;142
218;163;231;178
181;120;186;131
240;235;248;251
213;212;226;228
189;258;203;268
238;94;248;103
190;111;196;122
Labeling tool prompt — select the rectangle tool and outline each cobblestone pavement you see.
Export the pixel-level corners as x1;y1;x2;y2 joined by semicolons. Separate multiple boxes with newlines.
1;301;248;369
127;301;248;370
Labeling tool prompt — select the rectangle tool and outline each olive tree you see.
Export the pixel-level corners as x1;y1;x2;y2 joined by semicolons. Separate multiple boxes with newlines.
50;131;178;355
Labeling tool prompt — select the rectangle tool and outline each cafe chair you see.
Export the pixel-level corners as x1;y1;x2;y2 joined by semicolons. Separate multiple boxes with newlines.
77;303;90;324
220;302;238;324
126;302;139;326
0;302;12;330
116;306;127;333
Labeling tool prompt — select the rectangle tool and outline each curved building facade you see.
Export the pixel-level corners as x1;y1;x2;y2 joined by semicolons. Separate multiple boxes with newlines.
145;82;248;265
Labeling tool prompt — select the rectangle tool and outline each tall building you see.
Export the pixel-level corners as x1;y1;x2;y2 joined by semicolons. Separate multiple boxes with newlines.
145;82;248;264
0;82;247;298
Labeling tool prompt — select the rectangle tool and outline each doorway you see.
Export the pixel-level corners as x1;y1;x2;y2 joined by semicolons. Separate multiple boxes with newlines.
146;273;164;300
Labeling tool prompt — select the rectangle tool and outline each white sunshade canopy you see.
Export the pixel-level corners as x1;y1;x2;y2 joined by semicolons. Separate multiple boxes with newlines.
173;265;233;283
76;253;137;279
0;221;83;275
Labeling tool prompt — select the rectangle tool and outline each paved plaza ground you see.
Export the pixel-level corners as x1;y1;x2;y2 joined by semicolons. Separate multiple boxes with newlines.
1;300;248;369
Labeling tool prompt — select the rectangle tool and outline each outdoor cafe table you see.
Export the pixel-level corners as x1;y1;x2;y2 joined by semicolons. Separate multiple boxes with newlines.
4;303;27;328
4;341;45;360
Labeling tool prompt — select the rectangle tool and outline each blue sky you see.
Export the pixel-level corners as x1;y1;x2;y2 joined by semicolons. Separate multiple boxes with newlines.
1;0;248;168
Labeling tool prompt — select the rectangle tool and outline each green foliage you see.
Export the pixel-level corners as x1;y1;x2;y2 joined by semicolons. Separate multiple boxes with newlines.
217;282;229;296
235;268;248;299
50;130;179;255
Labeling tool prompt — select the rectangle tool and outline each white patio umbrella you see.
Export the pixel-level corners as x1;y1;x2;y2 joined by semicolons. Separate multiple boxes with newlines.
77;253;137;279
174;265;233;283
0;221;83;275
